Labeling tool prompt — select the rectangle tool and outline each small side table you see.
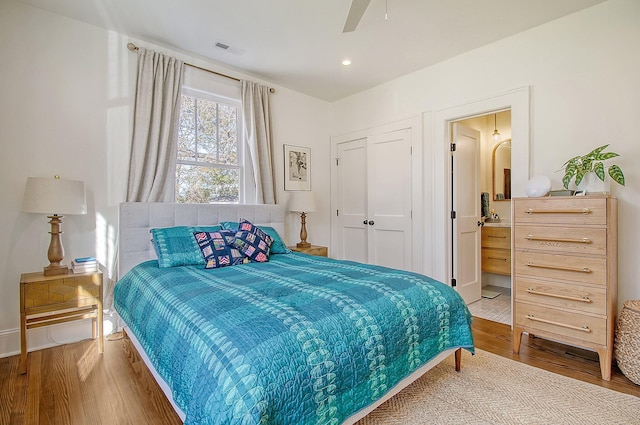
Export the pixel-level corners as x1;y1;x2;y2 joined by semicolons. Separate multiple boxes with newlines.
19;270;103;374
289;245;328;257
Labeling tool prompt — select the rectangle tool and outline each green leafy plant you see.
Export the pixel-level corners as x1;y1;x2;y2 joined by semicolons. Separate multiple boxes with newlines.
561;144;625;190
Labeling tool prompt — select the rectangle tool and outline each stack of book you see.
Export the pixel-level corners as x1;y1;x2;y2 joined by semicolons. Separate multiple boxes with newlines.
71;257;99;273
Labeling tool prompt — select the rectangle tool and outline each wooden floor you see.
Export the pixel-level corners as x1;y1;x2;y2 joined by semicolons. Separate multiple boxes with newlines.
1;317;638;424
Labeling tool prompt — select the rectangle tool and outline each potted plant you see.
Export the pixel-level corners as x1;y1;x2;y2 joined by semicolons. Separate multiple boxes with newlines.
561;144;625;190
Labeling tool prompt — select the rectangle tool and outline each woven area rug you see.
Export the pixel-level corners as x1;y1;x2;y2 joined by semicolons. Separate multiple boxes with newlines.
356;349;640;424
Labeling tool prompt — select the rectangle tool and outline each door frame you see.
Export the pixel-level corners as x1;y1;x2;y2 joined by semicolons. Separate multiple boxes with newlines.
330;115;423;272
426;87;530;286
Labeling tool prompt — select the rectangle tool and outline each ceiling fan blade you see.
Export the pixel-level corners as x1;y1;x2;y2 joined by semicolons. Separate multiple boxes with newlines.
343;0;371;32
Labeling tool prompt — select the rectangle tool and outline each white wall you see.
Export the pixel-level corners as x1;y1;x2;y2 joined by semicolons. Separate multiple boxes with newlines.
0;1;331;357
332;0;640;309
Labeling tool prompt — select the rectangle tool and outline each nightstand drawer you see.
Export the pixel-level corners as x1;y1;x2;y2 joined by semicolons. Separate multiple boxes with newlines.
23;274;101;311
515;277;606;315
515;302;607;345
514;197;608;225
289;245;328;257
514;225;607;256
515;251;606;285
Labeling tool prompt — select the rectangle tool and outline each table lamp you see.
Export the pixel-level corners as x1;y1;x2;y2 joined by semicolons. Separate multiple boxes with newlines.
22;176;87;276
289;191;316;248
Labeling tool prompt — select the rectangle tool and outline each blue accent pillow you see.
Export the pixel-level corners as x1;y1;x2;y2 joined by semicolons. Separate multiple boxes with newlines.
150;225;222;268
231;219;273;263
220;221;291;254
193;230;248;269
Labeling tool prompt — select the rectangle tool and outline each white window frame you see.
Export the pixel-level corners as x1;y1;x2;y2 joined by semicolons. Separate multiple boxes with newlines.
176;87;246;203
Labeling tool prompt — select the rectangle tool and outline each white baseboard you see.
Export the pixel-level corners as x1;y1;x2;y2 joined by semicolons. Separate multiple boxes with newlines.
0;328;21;358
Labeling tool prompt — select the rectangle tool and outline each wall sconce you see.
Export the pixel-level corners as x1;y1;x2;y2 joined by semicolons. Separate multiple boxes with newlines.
22;176;87;276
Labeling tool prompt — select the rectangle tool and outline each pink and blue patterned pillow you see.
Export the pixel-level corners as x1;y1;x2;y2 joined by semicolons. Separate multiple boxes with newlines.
193;230;248;269
231;219;273;263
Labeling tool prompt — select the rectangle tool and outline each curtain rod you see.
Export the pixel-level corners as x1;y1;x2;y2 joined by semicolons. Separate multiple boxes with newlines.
127;42;275;93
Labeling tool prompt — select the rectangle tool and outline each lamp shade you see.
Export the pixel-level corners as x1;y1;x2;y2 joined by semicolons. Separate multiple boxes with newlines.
289;191;316;213
22;177;87;215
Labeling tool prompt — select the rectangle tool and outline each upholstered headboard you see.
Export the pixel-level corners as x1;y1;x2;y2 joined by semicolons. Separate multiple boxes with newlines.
118;202;286;278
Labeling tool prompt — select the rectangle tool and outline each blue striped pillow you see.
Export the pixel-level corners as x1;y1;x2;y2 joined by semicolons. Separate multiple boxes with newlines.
150;225;222;268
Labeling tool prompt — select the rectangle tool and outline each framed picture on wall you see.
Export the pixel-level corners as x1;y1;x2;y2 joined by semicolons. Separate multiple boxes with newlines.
284;144;311;191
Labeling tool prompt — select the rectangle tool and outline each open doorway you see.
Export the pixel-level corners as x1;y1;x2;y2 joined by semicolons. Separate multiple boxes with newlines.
429;86;530;330
453;111;512;325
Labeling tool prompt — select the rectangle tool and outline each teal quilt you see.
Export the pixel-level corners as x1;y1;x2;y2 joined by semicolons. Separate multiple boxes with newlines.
114;253;474;424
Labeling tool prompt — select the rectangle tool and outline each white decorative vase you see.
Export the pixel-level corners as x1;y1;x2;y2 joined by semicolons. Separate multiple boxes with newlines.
577;172;610;195
525;175;551;197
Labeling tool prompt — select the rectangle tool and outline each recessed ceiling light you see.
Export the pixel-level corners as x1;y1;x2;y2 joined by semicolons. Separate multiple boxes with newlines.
342;59;352;66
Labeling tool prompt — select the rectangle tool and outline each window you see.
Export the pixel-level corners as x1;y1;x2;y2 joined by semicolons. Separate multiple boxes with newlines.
176;88;242;203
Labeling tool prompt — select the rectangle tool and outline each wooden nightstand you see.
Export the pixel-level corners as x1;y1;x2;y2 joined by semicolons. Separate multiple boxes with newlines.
289;245;328;257
20;270;103;374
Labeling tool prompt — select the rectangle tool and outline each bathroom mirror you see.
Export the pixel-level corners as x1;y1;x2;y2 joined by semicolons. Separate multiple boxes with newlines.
492;139;511;201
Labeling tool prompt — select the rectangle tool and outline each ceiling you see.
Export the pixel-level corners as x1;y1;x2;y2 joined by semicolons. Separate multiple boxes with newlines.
17;0;607;101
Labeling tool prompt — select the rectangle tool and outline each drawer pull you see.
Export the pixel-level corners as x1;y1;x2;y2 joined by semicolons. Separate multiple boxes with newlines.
488;235;507;239
526;288;592;303
526;208;592;215
488;256;508;261
526;235;592;244
526;261;591;273
525;314;591;333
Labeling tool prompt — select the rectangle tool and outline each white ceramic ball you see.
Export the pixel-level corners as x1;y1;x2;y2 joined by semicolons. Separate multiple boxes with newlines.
525;175;551;197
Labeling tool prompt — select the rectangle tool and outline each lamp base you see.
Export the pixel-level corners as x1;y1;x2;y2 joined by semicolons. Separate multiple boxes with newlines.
44;215;68;276
44;264;69;276
296;241;311;249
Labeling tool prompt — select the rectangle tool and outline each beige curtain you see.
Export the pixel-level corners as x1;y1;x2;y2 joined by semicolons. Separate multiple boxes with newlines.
242;80;276;204
126;47;184;202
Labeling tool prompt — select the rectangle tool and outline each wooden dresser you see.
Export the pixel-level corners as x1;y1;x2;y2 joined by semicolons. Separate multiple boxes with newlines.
512;196;617;380
481;226;511;275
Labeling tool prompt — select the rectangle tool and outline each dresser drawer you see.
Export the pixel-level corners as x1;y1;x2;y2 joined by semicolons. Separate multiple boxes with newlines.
514;225;607;256
514;277;606;315
515;302;607;345
515;251;606;285
481;227;510;249
481;248;511;275
514;197;608;225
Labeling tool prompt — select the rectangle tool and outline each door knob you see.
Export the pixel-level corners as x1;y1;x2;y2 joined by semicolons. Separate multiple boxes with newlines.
368;220;374;225
478;221;484;227
363;220;368;225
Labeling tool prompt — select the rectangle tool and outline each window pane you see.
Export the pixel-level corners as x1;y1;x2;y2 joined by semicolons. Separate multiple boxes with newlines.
176;164;239;203
218;104;238;165
178;95;196;161
196;99;218;163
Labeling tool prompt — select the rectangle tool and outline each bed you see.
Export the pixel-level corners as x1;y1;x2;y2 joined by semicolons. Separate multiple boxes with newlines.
114;202;474;424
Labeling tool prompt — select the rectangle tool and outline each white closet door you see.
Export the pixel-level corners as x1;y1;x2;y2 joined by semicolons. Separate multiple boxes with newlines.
367;129;412;270
335;138;368;263
333;128;413;270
